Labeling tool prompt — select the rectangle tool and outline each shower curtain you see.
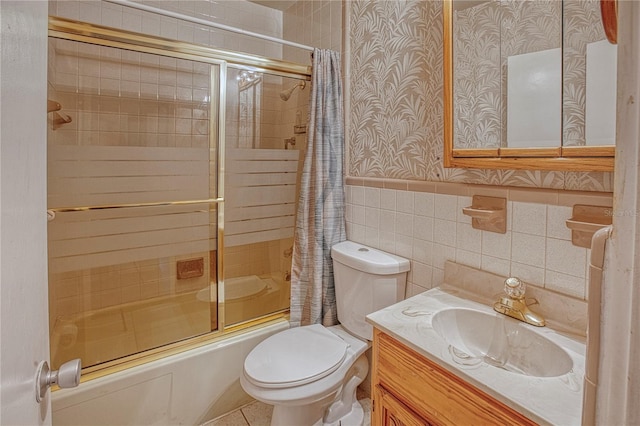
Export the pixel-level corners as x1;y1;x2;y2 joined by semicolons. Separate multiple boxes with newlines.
290;49;346;327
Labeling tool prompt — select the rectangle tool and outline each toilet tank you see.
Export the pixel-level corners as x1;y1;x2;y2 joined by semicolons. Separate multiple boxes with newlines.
331;241;410;341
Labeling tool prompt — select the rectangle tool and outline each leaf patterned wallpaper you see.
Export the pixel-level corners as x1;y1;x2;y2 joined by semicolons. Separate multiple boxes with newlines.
347;0;613;192
454;1;562;149
563;0;608;146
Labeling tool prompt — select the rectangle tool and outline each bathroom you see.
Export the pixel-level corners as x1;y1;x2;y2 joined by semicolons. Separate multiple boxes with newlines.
1;0;639;425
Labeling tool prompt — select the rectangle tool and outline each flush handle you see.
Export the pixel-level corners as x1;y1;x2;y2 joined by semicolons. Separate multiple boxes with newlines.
35;358;82;402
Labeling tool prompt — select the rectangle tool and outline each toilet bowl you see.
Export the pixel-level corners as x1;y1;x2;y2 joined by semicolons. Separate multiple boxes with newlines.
240;241;410;426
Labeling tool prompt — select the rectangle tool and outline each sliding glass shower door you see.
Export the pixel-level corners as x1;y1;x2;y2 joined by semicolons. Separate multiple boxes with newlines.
46;20;309;372
222;68;307;326
47;38;220;370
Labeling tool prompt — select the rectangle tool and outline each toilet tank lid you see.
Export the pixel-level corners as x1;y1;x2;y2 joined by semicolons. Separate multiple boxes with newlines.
331;241;410;275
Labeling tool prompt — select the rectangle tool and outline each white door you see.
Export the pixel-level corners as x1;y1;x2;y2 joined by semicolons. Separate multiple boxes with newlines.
0;1;52;424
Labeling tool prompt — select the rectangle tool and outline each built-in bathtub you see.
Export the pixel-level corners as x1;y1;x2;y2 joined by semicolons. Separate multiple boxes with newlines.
50;274;288;369
52;320;288;425
197;274;288;326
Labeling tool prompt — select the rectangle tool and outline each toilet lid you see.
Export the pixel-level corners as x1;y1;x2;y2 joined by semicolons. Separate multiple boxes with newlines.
244;324;349;388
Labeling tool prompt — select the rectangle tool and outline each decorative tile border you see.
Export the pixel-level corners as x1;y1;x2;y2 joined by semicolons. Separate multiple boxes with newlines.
345;176;612;207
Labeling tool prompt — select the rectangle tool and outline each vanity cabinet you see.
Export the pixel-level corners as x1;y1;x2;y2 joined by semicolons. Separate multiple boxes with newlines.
371;328;538;426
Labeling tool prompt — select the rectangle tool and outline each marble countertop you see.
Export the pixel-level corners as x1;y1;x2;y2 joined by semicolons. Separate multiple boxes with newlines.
366;286;586;426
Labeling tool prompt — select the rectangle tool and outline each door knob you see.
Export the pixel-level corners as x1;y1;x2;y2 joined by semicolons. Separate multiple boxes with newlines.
35;359;81;402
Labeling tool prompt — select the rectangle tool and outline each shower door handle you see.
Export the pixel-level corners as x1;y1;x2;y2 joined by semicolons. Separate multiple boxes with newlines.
35;358;82;402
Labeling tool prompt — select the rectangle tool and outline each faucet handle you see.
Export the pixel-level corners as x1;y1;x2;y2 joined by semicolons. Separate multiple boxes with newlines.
504;277;525;299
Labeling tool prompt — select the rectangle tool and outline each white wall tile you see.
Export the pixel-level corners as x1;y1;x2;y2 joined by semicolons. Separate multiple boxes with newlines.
456;222;481;253
396;191;414;214
411;261;432;289
510;262;545;287
512;202;547;236
511;232;546;268
122;11;142;32
407;282;429;298
546;205;573;240
79;1;101;23
349;223;365;244
56;1;79;19
380;210;396;233
364;226;379;248
545;238;587;278
346;182;590;302
434;194;458;220
545;270;586;299
351;186;365;206
380;189;396;211
379;231;396;254
482;231;511;260
365;207;380;229
396;212;414;237
433;219;456;247
432;267;445;288
102;4;123;27
395;234;413;259
352;205;365;225
414;192;434;217
343;185;352;205
412;241;433;266
432;243;456;269
364;187;380;208
481;255;511;277
413;215;433;242
455;249;481;269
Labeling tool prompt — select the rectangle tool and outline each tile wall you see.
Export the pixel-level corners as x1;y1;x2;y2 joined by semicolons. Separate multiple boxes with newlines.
271;0;343;156
345;178;613;302
49;39;211;148
51;253;210;320
50;0;284;59
224;239;292;281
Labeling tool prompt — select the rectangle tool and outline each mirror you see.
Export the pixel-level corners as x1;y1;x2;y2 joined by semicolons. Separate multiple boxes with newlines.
444;0;616;171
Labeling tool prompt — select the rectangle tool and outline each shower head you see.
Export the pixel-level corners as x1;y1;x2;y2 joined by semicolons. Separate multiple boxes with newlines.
279;80;306;101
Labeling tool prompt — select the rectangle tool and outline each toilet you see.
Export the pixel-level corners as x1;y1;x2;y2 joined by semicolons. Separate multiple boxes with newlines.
240;241;410;426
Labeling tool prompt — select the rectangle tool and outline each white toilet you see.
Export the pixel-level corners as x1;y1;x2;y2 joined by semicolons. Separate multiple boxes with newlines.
240;241;410;426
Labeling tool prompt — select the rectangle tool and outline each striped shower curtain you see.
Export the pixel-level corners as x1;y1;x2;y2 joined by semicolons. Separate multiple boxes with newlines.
290;48;346;327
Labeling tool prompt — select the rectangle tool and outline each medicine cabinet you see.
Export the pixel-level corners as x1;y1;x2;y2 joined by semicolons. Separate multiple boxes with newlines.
443;0;617;171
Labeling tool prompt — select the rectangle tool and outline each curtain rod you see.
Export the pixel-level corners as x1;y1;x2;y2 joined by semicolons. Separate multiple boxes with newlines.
103;0;315;52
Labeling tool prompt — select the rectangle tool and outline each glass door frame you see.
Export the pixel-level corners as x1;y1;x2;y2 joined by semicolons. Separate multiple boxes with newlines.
47;15;311;380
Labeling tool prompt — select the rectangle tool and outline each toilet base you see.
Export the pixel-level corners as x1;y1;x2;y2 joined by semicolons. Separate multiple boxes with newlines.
321;400;364;426
271;398;365;426
268;354;369;426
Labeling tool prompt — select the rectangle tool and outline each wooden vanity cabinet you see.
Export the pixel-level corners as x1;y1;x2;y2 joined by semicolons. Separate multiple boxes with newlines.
371;328;538;426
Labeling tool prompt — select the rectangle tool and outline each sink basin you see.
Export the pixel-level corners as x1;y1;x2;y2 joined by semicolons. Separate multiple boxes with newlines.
431;308;573;377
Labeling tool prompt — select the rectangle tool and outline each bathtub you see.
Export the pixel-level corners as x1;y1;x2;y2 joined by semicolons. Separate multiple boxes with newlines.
50;274;288;370
51;320;289;425
197;274;289;326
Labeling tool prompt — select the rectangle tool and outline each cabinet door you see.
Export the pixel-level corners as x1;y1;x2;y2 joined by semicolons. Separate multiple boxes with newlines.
375;385;431;426
373;329;537;425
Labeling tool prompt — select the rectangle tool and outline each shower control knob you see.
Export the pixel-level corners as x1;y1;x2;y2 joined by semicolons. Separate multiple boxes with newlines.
35;358;82;402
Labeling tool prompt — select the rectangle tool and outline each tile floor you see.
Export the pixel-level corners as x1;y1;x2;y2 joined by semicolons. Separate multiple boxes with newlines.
203;397;372;426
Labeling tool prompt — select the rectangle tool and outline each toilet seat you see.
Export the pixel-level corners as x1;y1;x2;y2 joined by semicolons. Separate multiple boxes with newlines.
243;324;349;389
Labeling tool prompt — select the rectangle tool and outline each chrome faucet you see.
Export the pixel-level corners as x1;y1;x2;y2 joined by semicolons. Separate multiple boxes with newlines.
493;277;546;327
